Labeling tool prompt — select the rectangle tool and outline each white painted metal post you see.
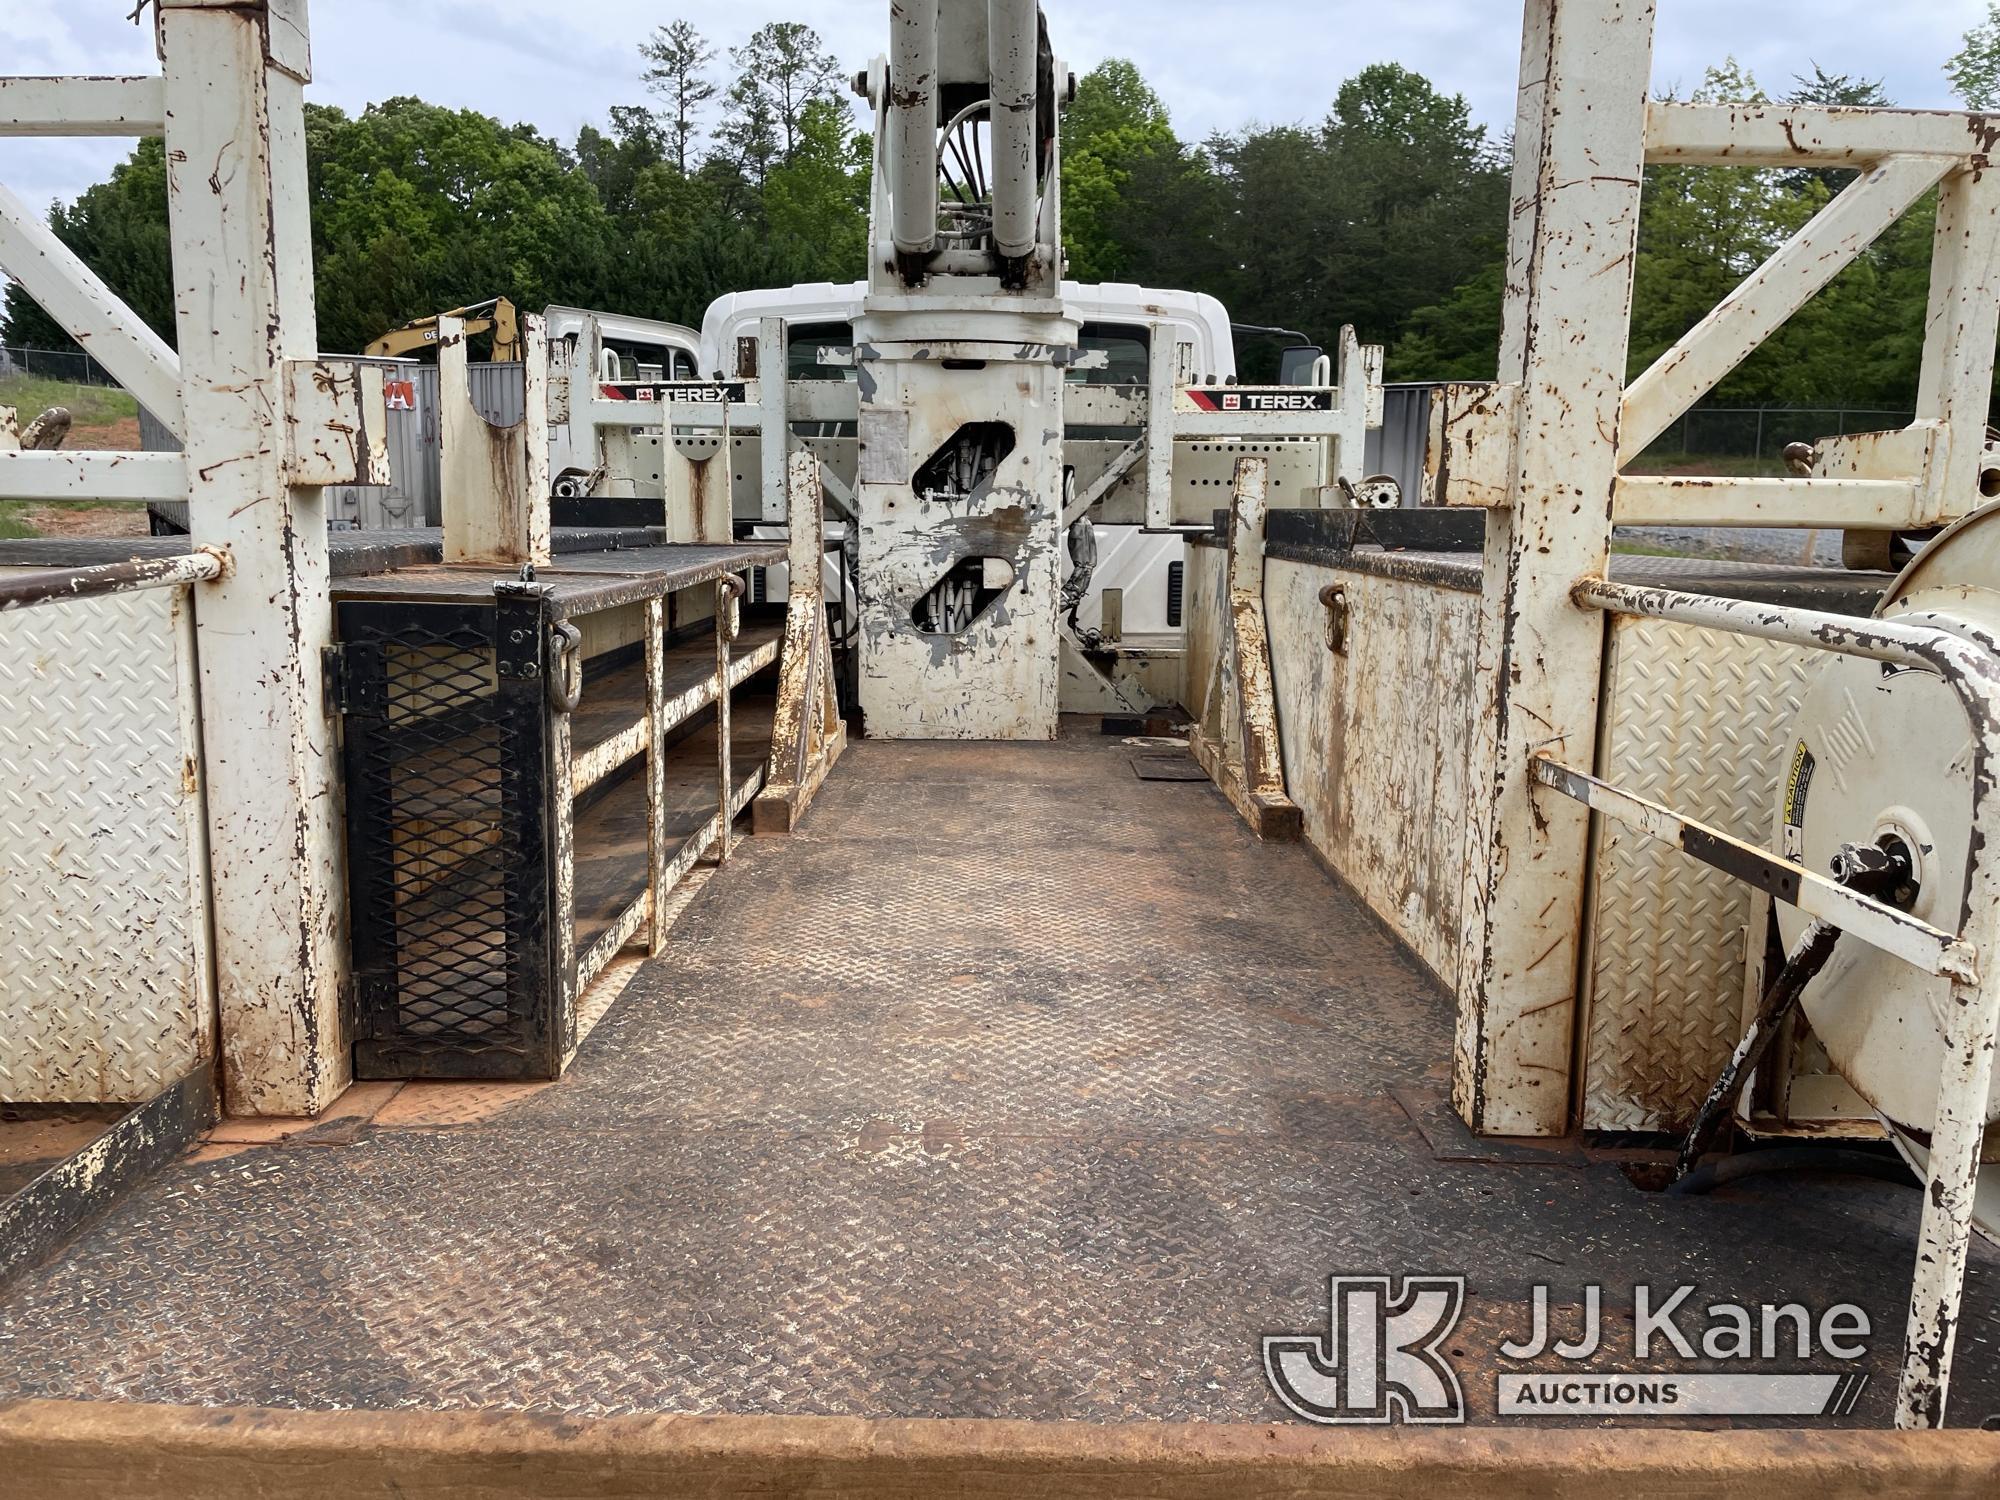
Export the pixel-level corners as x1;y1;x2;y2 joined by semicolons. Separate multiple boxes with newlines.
714;578;737;864
159;0;346;1115
1452;0;1654;1136
1915;164;2000;517
645;596;668;954
1900;935;2000;1427
759;317;788;523
1883;168;2000;1410
440;313;552;567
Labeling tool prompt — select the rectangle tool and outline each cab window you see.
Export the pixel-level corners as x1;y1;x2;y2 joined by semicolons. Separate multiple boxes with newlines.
787;322;856;382
605;339;697;382
1068;323;1151;386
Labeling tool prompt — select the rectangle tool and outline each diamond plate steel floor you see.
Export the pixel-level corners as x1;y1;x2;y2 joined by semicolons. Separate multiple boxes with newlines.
2;728;1997;1427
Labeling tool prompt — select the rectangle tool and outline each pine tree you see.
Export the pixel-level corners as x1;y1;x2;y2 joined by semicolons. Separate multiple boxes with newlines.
1783;64;1891;194
727;23;846;166
640;20;719;174
715;75;782;188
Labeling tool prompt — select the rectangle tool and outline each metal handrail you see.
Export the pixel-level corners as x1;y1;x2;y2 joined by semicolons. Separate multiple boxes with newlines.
0;546;227;615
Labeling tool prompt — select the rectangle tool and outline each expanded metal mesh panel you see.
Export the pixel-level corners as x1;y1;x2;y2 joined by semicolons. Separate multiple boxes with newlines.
0;588;211;1103
341;600;557;1079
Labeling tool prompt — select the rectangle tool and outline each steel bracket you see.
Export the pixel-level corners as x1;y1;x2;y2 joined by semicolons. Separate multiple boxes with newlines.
753;450;849;834
1189;456;1302;841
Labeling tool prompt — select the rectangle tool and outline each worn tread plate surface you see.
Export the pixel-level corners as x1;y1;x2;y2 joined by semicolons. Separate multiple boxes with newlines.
1;730;1995;1426
1583;617;1822;1131
0;588;207;1103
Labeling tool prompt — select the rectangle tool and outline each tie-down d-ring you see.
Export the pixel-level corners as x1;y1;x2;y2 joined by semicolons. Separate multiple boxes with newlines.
546;622;585;714
717;572;747;644
1319;583;1350;654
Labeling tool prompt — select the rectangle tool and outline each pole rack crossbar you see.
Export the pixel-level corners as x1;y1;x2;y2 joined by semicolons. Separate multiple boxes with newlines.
0;76;166;137
1572;574;2000;680
1529;756;1974;979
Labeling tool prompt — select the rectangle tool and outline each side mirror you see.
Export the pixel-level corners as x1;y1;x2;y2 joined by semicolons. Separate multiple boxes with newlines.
1277;344;1325;387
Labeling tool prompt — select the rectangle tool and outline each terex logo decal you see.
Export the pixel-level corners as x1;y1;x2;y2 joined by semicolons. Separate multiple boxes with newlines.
601;382;748;404
1185;388;1336;413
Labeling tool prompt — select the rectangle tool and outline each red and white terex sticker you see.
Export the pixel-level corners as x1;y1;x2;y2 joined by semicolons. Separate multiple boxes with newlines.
1178;387;1336;414
599;381;749;404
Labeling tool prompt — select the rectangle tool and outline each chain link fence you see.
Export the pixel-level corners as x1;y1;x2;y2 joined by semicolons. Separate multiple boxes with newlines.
1632;405;1917;473
1619;404;1926;567
0;346;123;387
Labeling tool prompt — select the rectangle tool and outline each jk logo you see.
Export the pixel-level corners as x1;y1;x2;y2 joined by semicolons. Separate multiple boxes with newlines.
1264;1276;1467;1425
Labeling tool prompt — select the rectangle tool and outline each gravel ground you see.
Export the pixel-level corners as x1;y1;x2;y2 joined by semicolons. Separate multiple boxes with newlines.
1616;525;1846;568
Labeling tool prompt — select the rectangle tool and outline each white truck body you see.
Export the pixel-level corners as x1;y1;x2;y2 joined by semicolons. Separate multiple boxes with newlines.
696;282;1236;640
544;305;702;482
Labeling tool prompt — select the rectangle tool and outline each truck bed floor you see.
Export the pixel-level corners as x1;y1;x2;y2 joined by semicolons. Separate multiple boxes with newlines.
1;729;1996;1426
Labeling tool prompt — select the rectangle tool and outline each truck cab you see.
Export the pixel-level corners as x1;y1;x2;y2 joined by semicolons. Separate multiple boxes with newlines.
695;282;1236;695
544;305;702;486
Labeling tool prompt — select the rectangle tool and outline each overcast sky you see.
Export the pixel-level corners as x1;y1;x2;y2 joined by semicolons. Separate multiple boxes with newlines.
5;1;1989;214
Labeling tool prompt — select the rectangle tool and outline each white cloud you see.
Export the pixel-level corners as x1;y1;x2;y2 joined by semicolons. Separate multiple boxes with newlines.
2;0;1987;211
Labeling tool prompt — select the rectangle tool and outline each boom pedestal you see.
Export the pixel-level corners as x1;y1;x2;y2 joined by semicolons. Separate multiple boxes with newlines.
854;313;1075;740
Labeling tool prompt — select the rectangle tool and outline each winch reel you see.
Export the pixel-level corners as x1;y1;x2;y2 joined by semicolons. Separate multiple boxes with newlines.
1778;504;2000;1236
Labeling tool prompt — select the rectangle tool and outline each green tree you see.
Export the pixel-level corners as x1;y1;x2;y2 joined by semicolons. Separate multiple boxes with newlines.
726;23;846;167
1319;62;1507;359
640;20;718;173
761;99;871;283
1628;61;1792;389
1060;61;1180;282
1058;57;1510;381
1948;3;2000;108
574;106;669;219
1066;59;1171;146
305;98;613;354
1789;62;1890;108
1390;265;1506;381
2;137;175;350
1782;64;1890;194
715;74;782;187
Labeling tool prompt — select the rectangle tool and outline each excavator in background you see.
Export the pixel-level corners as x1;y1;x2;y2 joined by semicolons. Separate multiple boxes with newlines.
364;296;522;362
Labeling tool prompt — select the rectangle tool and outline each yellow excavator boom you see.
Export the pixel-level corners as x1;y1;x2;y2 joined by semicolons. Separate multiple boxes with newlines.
363;297;522;362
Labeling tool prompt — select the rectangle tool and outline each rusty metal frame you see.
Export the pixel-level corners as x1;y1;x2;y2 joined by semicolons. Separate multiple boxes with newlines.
1439;3;2000;1163
0;2;407;1115
14;1399;2000;1498
754;450;848;835
1555;575;2000;1430
572;571;754;992
439;312;551;568
0;548;226;614
1617;154;1959;467
1189;457;1301;842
